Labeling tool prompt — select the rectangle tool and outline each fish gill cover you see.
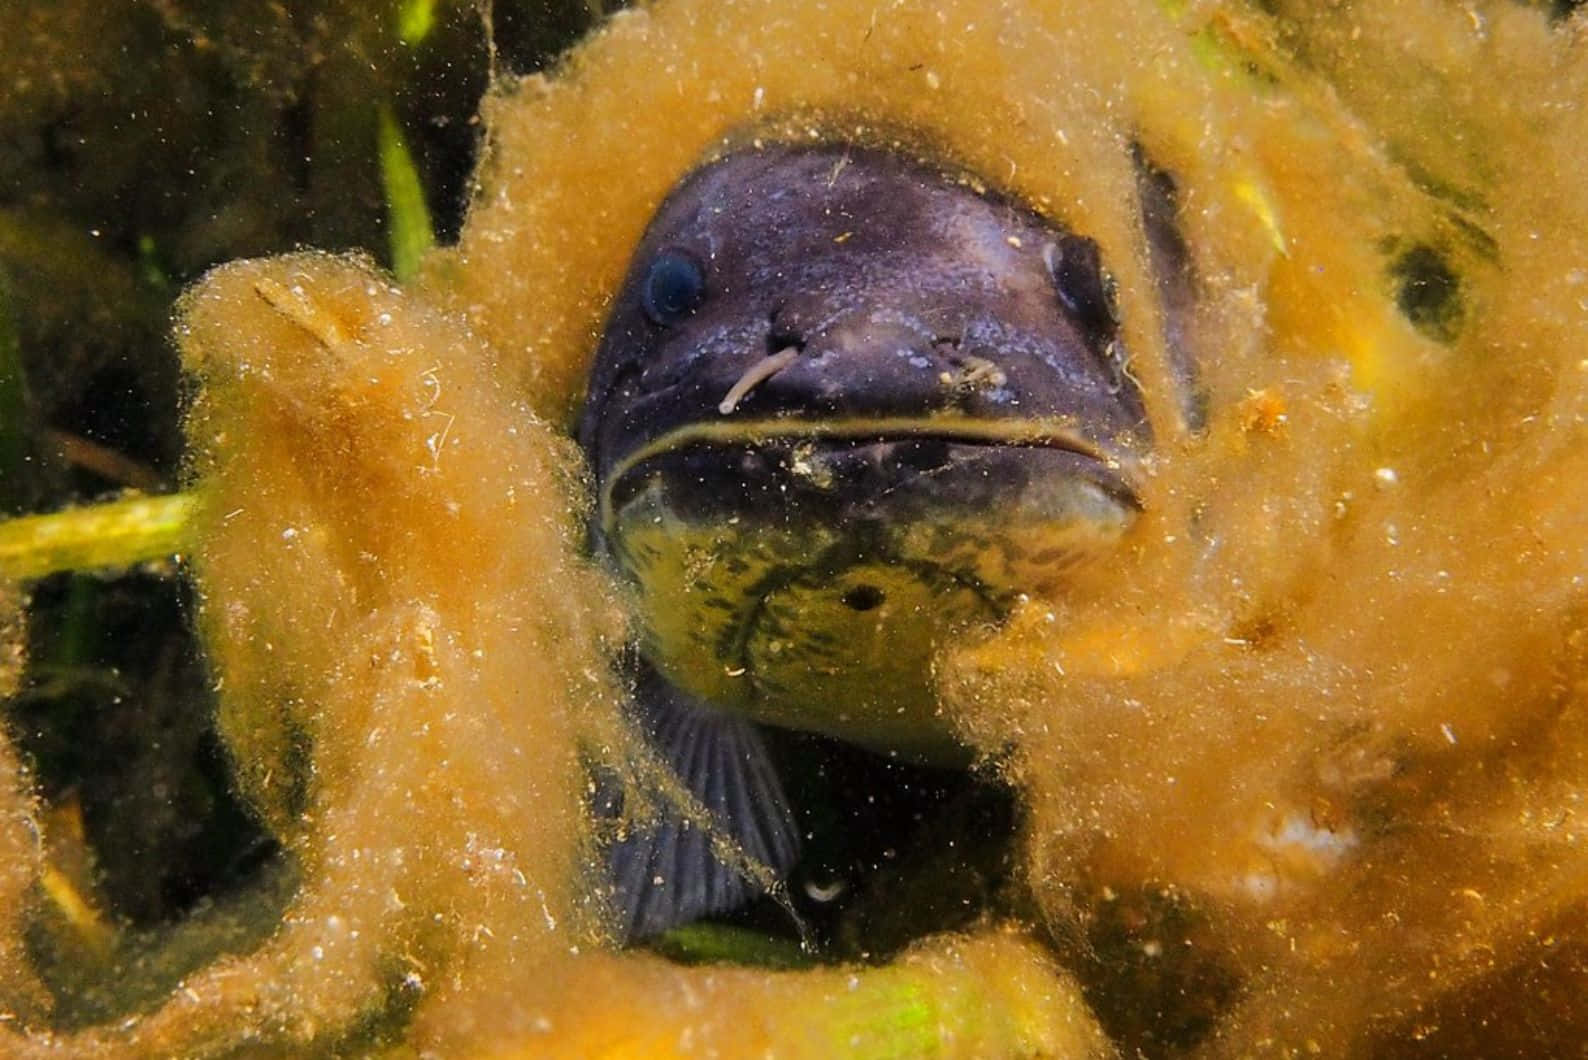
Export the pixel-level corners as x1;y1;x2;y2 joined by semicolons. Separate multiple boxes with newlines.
0;0;1586;1056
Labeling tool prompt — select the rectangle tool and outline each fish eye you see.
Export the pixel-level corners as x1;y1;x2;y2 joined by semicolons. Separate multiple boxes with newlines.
641;248;706;326
1044;234;1118;342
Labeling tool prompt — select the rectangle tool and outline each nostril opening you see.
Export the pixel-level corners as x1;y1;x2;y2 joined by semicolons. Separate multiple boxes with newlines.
767;327;806;355
841;584;886;612
767;306;807;355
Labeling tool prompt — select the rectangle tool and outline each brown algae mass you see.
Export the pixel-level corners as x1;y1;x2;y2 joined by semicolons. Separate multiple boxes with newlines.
1;0;1588;1055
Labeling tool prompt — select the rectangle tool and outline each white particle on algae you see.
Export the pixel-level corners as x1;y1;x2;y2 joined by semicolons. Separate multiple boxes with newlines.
1257;811;1359;868
1240;871;1279;902
1373;466;1399;488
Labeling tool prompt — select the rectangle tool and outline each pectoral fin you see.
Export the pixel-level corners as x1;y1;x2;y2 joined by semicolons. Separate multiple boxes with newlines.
605;662;800;942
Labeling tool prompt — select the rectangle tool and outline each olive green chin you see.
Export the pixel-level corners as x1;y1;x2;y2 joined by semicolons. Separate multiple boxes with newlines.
730;559;996;762
608;485;1134;762
627;529;1004;762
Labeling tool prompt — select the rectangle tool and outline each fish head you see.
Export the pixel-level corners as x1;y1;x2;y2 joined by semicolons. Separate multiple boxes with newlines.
579;143;1153;757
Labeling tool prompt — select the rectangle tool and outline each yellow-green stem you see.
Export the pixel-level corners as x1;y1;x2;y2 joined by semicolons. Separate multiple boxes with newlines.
0;493;199;582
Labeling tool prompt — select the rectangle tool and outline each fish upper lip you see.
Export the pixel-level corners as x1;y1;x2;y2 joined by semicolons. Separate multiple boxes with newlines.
597;414;1143;539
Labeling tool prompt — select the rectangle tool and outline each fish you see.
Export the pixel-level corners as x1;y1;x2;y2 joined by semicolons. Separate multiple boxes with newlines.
577;141;1191;941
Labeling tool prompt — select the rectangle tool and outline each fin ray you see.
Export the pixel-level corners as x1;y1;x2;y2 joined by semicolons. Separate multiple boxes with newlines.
606;663;800;941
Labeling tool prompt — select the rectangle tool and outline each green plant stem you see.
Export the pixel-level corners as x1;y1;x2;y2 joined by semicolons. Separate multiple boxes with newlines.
650;922;816;970
0;493;199;582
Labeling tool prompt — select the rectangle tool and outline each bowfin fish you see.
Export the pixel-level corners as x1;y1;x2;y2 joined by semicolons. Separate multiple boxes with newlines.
580;142;1187;939
599;659;800;942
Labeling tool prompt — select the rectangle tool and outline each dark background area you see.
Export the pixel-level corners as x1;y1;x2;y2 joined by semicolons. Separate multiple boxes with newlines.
0;0;604;939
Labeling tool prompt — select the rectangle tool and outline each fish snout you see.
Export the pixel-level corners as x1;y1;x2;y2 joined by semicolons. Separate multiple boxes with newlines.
722;309;1009;418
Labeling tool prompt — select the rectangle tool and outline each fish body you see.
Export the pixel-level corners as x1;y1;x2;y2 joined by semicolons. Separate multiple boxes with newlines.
579;142;1171;937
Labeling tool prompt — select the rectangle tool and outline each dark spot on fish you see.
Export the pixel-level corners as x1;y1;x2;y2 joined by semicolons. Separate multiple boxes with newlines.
840;584;886;612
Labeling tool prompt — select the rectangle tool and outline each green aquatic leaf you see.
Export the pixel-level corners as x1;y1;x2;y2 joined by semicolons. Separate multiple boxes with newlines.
378;104;436;282
397;0;439;46
649;921;816;970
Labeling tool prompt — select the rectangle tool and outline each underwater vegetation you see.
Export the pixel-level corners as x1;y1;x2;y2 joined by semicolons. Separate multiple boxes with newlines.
2;0;1588;1055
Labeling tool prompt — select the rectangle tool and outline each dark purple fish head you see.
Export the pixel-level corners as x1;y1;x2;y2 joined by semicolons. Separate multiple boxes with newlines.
578;142;1165;757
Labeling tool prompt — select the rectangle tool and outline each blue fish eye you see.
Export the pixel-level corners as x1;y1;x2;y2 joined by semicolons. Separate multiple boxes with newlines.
641;249;706;325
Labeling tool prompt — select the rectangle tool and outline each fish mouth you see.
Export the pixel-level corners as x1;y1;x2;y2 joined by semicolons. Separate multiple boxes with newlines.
598;415;1143;542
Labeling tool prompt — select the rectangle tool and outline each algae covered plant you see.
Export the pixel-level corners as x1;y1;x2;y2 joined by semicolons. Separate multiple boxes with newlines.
3;1;1588;1055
